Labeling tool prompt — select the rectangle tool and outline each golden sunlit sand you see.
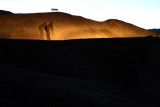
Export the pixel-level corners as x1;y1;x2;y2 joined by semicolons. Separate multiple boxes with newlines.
0;12;159;40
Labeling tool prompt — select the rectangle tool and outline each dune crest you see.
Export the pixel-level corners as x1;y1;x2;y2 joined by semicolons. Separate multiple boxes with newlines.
0;11;159;40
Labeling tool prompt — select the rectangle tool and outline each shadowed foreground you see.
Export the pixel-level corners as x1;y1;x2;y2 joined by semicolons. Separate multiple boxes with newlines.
0;38;160;107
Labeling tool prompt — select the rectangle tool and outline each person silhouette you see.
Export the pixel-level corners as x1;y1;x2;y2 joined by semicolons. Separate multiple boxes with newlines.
39;22;47;40
39;22;54;40
45;25;50;40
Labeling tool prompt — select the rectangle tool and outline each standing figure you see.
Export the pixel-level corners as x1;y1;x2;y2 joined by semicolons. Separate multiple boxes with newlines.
46;22;54;40
39;22;55;40
45;25;51;40
39;22;48;40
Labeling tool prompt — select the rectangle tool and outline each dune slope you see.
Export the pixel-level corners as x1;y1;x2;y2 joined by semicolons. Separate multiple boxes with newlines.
0;12;159;40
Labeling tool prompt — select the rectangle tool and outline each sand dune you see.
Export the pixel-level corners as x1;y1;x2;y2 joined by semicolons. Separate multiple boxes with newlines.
149;29;160;34
0;11;159;40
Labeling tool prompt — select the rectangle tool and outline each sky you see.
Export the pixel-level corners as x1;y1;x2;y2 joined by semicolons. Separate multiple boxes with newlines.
0;0;160;29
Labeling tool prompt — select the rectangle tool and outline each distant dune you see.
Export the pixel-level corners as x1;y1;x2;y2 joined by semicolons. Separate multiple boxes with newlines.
0;10;13;15
149;29;160;34
0;11;159;40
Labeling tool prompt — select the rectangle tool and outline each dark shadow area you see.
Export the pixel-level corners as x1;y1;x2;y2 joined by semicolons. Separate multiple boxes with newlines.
0;37;160;107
